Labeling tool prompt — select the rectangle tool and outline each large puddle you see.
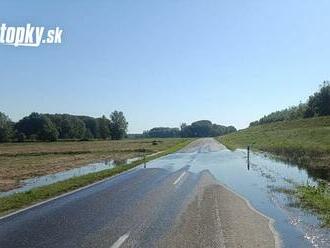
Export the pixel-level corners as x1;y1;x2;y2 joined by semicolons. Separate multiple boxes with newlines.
0;157;143;197
148;147;330;247
0;150;166;197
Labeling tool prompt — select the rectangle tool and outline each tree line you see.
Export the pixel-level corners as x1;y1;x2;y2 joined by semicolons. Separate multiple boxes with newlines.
143;120;236;138
250;81;330;126
0;111;128;142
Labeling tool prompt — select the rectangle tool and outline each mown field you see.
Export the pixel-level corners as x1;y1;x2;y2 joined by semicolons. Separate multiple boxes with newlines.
0;138;188;192
218;116;330;180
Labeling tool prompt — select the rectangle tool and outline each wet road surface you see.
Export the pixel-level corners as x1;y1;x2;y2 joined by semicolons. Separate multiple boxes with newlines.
0;139;280;247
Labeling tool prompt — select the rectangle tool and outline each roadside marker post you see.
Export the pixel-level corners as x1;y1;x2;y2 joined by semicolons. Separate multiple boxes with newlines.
142;148;146;168
144;154;146;168
247;145;250;170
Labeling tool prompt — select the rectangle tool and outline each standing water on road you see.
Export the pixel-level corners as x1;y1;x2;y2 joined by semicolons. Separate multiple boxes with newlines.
147;139;330;247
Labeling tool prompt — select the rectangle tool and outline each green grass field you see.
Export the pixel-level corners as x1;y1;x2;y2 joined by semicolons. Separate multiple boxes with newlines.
218;116;330;174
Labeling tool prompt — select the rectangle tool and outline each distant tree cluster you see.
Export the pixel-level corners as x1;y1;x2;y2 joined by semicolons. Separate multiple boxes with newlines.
143;127;181;138
180;120;236;137
143;120;236;138
249;104;307;126
250;82;330;126
0;111;128;142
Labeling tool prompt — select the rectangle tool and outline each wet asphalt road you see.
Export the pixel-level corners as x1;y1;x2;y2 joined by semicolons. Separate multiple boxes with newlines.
0;151;200;247
0;139;276;248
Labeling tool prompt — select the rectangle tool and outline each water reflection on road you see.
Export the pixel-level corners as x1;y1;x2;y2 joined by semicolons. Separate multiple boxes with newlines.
147;145;330;248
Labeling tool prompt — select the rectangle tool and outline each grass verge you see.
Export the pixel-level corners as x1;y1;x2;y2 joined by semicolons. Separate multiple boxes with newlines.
218;116;330;180
296;182;330;227
218;116;330;227
0;139;193;216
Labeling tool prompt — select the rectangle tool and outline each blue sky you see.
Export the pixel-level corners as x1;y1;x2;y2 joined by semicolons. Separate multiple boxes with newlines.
1;1;329;133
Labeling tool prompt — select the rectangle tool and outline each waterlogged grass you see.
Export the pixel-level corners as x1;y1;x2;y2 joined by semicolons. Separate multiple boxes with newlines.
269;185;296;195
296;182;330;227
0;138;186;191
219;117;330;226
0;139;193;216
267;183;330;227
218;116;330;179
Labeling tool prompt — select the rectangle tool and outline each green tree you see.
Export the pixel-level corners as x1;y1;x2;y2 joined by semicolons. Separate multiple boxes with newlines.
180;123;192;137
144;127;180;138
179;120;236;137
305;81;330;117
190;120;213;137
38;117;59;141
82;129;94;141
15;113;58;141
98;115;110;139
15;132;26;142
58;116;86;139
110;111;128;140
79;116;100;138
0;112;13;142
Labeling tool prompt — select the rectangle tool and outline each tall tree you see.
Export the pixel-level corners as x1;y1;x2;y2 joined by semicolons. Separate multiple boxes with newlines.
98;115;110;139
110;111;128;140
0;112;13;142
38;117;59;141
79;116;100;138
15;113;58;141
305;81;330;117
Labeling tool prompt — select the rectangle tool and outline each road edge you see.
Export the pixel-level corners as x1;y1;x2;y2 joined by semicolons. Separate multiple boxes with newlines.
0;139;193;220
0;165;140;221
216;180;282;248
214;139;282;248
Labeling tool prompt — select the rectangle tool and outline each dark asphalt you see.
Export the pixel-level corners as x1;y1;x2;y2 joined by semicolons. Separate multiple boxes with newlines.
0;139;277;248
0;160;199;248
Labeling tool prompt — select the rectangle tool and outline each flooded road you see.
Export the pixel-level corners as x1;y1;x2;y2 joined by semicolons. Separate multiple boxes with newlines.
1;138;329;247
147;139;330;247
0;138;278;248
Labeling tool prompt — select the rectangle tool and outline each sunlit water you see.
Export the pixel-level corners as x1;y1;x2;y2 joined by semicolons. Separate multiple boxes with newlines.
0;157;142;197
148;148;330;248
2;145;329;247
